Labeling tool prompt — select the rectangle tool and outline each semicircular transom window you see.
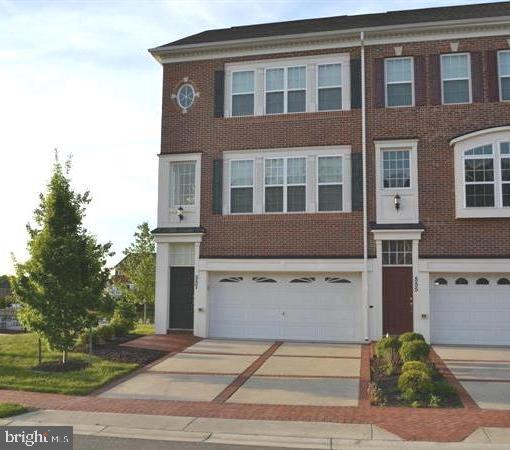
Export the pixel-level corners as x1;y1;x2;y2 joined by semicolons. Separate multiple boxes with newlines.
252;276;277;283
497;278;510;285
455;278;468;285
219;276;243;283
434;278;448;286
325;277;351;283
290;277;315;283
476;277;490;285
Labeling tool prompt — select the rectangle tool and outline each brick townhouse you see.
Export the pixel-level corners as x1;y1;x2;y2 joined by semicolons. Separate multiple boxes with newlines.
149;2;510;346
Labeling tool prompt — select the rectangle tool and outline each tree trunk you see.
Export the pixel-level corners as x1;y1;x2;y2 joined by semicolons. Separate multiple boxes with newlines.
143;301;147;323
62;349;67;365
88;327;93;357
38;338;42;366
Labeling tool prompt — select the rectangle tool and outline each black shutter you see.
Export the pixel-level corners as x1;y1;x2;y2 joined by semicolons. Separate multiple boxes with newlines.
471;52;484;103
214;71;225;117
351;153;363;211
414;55;427;106
212;159;223;214
429;54;442;105
486;50;499;102
350;58;361;109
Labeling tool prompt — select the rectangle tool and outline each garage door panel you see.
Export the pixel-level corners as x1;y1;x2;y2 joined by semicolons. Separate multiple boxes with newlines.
208;273;362;342
431;274;510;346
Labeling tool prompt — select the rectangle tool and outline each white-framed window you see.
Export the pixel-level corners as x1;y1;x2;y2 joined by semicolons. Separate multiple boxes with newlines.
382;150;411;189
382;240;412;266
317;63;342;111
499;50;510;102
170;161;196;207
462;142;510;208
385;57;414;107
441;53;471;105
265;66;306;114
317;155;343;211
230;159;254;213
264;157;306;212
231;70;255;116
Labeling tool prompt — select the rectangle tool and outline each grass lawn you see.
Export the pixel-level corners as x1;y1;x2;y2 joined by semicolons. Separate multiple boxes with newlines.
0;403;27;418
132;322;155;336
0;333;138;395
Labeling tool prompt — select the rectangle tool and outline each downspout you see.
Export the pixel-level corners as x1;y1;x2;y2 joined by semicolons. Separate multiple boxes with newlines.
360;31;369;342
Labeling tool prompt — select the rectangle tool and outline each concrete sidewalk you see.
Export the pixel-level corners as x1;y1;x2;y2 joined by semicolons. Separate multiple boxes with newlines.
3;410;510;449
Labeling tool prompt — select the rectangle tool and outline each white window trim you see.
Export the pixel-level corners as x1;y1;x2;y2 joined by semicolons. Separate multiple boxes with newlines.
230;70;255;117
316;63;343;112
384;57;415;108
498;50;510;102
451;127;510;218
316;155;345;212
264;66;307;115
381;149;412;191
223;146;351;215
441;53;472;105
229;158;255;214
224;53;350;117
263;157;307;213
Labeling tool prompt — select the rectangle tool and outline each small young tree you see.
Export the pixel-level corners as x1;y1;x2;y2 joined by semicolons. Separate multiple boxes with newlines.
12;154;112;365
118;222;155;323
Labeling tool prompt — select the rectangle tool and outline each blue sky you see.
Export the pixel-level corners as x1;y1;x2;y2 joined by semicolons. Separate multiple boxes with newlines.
0;0;489;274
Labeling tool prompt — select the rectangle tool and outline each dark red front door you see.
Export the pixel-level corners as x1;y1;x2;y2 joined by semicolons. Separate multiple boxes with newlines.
383;266;413;335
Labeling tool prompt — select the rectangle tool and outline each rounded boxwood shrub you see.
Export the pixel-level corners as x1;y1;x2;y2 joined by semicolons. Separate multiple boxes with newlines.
398;332;425;343
399;340;430;363
375;336;401;358
402;361;431;375
398;369;433;397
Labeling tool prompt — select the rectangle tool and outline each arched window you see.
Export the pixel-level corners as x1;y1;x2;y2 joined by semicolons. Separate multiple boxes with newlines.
497;278;510;285
476;278;489;285
219;277;243;282
455;278;468;285
252;277;277;283
290;277;315;283
325;277;351;283
434;278;448;286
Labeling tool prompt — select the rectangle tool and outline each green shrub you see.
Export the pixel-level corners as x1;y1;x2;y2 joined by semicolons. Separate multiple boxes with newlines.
367;382;386;406
431;379;457;397
110;321;130;338
429;394;441;408
398;332;425;343
402;361;431;375
398;369;433;398
112;298;137;332
96;325;114;342
399;340;430;363
375;336;401;358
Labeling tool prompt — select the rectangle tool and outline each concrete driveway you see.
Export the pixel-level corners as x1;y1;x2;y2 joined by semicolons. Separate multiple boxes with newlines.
434;346;510;410
100;339;361;407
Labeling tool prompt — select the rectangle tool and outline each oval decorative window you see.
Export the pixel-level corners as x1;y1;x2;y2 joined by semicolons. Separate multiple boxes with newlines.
476;278;489;285
434;278;447;286
455;278;468;285
176;83;196;111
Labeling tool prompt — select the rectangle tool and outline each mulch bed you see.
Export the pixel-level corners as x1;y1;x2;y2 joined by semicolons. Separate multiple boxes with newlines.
89;336;167;366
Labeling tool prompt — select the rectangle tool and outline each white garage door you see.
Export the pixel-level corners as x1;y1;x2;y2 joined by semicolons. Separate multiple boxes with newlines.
208;273;363;342
430;274;510;346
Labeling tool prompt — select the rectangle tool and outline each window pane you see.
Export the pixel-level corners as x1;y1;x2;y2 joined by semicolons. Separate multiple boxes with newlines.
232;94;254;116
502;158;510;182
266;68;284;91
288;66;306;89
466;184;495;207
464;159;494;182
502;143;510;155
502;78;510;101
266;92;284;114
443;79;470;104
383;150;410;188
318;156;342;183
288;90;306;112
265;158;284;185
318;185;342;211
318;87;342;110
172;162;195;206
287;158;306;184
231;188;253;213
500;51;510;77
318;64;341;87
232;71;254;93
287;186;306;212
465;145;493;156
442;54;469;79
503;184;510;207
387;83;413;107
386;58;412;83
231;160;253;186
265;186;283;212
382;240;412;265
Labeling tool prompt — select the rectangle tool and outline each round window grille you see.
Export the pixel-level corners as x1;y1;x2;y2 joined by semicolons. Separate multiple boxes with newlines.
176;83;196;110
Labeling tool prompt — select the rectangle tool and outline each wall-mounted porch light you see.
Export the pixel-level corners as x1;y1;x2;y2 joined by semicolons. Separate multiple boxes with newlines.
177;206;184;221
394;194;401;211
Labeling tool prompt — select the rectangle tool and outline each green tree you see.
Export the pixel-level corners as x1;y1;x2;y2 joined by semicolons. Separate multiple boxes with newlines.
118;222;155;323
12;155;112;365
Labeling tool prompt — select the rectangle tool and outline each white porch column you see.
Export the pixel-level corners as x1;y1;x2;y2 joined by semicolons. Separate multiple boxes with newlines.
369;240;383;341
155;242;170;334
414;270;431;342
194;270;209;338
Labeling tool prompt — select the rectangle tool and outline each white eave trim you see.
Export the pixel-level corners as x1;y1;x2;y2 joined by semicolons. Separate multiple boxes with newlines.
153;233;204;244
449;126;510;146
371;229;424;241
